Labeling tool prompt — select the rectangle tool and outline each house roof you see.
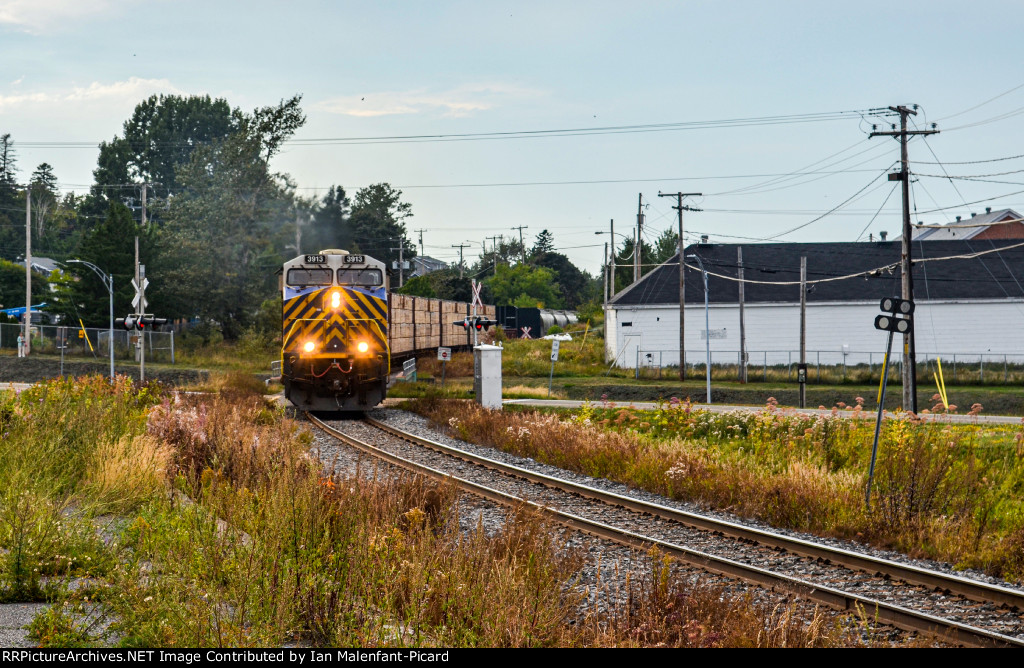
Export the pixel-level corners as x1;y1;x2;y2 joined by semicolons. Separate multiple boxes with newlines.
911;208;1024;241
409;255;447;278
610;239;1024;306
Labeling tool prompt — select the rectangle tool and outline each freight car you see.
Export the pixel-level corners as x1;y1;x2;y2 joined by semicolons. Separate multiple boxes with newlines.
281;250;494;412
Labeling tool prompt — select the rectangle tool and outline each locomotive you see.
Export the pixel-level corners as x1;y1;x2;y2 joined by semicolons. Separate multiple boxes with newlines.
281;250;390;411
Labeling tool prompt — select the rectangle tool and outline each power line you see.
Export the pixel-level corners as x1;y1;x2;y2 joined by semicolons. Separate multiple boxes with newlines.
15;108;894;150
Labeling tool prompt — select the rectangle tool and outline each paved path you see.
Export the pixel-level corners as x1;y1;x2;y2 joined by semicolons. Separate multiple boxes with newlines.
502;398;1024;425
0;602;44;647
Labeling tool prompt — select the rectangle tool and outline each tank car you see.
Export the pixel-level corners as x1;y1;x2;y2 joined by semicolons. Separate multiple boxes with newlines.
281;250;389;411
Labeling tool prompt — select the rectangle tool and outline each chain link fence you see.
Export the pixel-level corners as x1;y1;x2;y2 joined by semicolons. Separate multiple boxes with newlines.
0;322;175;363
635;348;1024;385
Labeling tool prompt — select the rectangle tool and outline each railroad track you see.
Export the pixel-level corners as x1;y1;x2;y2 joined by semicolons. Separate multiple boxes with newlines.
306;411;1024;648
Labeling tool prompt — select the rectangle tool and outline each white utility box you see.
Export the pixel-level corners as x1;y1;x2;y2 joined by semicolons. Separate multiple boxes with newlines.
473;344;503;409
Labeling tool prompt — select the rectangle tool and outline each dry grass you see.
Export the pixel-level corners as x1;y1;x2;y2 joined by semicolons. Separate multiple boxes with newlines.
410;397;1024;582
84;434;172;514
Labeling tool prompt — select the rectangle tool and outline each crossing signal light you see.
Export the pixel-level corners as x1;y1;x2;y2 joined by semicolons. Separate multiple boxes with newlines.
879;297;914;315
454;318;471;331
874;314;913;334
114;315;167;331
473;317;497;332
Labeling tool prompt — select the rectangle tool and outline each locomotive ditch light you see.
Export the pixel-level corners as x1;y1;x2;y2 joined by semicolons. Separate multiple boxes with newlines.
303;341;317;353
357;341;369;353
874;314;912;333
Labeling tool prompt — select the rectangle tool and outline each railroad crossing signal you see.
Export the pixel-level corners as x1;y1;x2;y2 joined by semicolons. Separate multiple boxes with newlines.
879;297;914;315
116;315;139;330
520;326;532;339
455;318;471;331
131;277;149;311
471;280;483;309
874;314;913;333
115;314;167;331
473;317;497;332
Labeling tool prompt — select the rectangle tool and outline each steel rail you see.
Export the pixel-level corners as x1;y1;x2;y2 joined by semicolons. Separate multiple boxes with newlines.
307;413;1024;648
366;416;1024;611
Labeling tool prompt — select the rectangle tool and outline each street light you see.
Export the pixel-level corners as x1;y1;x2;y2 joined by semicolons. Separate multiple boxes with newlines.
686;254;711;404
66;260;114;382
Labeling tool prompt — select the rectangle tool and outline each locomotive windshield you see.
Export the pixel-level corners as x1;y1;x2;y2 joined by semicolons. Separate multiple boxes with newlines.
337;268;383;286
287;268;333;286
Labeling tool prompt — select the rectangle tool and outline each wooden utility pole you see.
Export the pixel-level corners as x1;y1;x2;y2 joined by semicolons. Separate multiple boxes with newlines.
603;242;609;304
141;183;147;230
451;243;470;279
799;256;807;409
658;191;702;381
416;229;426;256
609;219;615;295
738;246;747;383
512;225;528;263
870;105;938;413
634;194;643;283
487;235;502;275
23;185;30;356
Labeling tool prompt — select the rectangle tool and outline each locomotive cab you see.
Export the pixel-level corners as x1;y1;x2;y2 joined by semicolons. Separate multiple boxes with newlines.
281;250;390;412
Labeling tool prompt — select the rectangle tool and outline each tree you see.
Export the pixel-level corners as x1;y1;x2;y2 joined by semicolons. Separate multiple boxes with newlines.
0;134;21;262
30;163;58;238
349;183;416;279
152;96;306;339
652;228;680;264
395;267;472;301
0;258;49;312
527;228;597;309
306;185;351;252
485;263;561;308
531;229;555;257
93;95;238;200
50;202;145;327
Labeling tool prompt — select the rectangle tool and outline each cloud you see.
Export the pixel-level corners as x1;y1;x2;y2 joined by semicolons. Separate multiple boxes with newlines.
0;0;114;33
314;84;541;118
0;77;183;111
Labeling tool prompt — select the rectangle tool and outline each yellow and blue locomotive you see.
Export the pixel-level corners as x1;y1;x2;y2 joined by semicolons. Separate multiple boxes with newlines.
281;250;390;411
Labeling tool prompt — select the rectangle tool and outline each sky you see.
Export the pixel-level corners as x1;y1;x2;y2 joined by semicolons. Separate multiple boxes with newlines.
2;0;1024;276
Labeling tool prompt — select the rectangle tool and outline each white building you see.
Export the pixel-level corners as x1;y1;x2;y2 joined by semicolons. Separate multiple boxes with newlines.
605;237;1024;371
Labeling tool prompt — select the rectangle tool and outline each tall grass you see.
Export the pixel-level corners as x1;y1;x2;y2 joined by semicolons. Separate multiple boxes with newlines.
4;378;891;647
411;397;1024;582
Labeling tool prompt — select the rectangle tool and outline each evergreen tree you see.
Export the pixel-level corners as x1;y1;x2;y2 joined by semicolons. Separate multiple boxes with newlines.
306;185;351;252
349;183;416;279
51;202;146;327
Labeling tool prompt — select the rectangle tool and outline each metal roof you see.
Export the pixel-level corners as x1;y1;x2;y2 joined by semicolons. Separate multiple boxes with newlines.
609;239;1024;307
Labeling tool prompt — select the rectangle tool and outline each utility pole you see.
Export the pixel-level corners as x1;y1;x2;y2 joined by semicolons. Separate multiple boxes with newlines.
416;229;426;257
738;246;747;383
870;106;938;413
609;219;615;295
799;256;807;409
659;191;702;381
23;184;30;356
141;183;147;230
634;194;643;283
487;234;502;275
603;242;610;304
452;243;471;279
512;225;528;264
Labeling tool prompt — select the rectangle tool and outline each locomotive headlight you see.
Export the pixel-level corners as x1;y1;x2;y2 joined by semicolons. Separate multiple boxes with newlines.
329;290;342;310
303;341;316;353
357;341;369;353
